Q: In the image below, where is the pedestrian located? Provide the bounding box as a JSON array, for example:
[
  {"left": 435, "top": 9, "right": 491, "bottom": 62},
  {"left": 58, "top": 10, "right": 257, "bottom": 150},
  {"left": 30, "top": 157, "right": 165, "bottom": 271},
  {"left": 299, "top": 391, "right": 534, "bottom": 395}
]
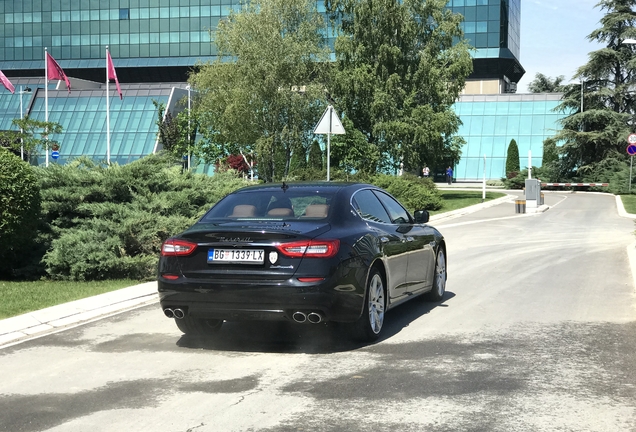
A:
[
  {"left": 422, "top": 166, "right": 430, "bottom": 178},
  {"left": 446, "top": 166, "right": 453, "bottom": 185}
]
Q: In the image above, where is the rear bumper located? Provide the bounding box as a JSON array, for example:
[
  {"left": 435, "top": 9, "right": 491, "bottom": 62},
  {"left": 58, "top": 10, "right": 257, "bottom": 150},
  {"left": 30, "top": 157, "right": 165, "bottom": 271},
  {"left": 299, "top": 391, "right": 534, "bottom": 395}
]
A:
[{"left": 158, "top": 274, "right": 365, "bottom": 323}]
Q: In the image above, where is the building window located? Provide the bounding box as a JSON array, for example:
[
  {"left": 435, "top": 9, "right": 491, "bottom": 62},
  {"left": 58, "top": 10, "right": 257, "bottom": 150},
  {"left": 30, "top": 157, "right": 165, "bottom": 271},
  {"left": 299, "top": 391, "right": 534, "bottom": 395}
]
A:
[{"left": 120, "top": 8, "right": 130, "bottom": 20}]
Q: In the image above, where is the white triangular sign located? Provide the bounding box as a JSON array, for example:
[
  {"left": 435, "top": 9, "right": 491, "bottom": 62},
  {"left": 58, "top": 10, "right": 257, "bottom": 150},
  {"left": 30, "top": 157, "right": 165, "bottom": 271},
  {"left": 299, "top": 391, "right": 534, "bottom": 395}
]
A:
[{"left": 313, "top": 105, "right": 345, "bottom": 135}]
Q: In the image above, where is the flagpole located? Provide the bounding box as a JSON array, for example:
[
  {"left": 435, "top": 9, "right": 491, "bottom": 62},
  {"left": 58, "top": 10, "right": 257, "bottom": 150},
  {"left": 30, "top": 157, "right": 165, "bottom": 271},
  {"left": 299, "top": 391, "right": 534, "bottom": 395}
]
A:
[
  {"left": 106, "top": 46, "right": 111, "bottom": 165},
  {"left": 45, "top": 47, "right": 49, "bottom": 168}
]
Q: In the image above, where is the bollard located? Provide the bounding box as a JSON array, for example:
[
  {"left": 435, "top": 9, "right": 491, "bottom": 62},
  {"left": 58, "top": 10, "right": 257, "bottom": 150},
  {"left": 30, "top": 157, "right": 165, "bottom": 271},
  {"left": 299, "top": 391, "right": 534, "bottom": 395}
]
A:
[
  {"left": 540, "top": 193, "right": 544, "bottom": 206},
  {"left": 515, "top": 199, "right": 526, "bottom": 214}
]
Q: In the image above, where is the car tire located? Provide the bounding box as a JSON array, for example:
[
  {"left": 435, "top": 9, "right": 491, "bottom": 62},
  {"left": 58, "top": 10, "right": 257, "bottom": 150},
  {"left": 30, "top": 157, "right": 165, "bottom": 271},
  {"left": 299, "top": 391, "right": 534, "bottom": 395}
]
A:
[
  {"left": 175, "top": 315, "right": 223, "bottom": 336},
  {"left": 351, "top": 268, "right": 386, "bottom": 342},
  {"left": 426, "top": 248, "right": 447, "bottom": 302}
]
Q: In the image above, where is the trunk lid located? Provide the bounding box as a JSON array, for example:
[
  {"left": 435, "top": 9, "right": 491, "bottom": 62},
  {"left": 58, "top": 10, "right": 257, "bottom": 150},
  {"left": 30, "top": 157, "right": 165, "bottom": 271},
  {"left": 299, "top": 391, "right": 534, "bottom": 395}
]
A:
[{"left": 173, "top": 221, "right": 332, "bottom": 281}]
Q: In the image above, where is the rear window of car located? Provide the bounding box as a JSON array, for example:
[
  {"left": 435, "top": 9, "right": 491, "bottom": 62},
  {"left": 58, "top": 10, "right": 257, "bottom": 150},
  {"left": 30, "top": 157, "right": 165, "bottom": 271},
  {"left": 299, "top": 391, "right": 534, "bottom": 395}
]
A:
[{"left": 200, "top": 189, "right": 335, "bottom": 221}]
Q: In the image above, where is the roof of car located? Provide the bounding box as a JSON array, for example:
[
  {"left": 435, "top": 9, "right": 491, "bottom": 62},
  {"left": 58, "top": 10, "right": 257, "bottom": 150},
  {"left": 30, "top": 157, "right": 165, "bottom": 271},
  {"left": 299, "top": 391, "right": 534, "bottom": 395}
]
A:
[{"left": 233, "top": 182, "right": 373, "bottom": 193}]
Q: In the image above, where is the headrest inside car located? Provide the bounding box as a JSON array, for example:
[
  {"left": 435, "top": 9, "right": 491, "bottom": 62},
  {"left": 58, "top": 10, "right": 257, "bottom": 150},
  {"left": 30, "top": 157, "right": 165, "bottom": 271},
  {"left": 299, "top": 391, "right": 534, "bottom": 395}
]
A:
[
  {"left": 230, "top": 204, "right": 256, "bottom": 217},
  {"left": 303, "top": 204, "right": 329, "bottom": 218},
  {"left": 267, "top": 208, "right": 294, "bottom": 217}
]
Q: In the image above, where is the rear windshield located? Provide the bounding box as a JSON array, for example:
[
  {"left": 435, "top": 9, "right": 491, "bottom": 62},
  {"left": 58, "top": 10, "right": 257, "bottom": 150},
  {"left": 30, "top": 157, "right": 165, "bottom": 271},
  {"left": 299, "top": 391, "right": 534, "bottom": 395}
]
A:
[{"left": 200, "top": 189, "right": 335, "bottom": 221}]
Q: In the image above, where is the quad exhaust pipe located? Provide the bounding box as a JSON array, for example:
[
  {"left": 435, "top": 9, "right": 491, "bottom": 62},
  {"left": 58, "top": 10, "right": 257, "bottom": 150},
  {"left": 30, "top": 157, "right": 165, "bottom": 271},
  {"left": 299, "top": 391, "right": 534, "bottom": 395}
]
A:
[
  {"left": 292, "top": 311, "right": 307, "bottom": 323},
  {"left": 163, "top": 308, "right": 186, "bottom": 319},
  {"left": 292, "top": 311, "right": 323, "bottom": 324}
]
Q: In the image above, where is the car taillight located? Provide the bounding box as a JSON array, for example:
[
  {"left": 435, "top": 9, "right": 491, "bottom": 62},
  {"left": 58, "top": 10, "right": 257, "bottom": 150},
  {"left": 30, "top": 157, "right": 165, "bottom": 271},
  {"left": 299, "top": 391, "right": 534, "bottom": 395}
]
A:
[
  {"left": 161, "top": 239, "right": 197, "bottom": 256},
  {"left": 276, "top": 239, "right": 339, "bottom": 258}
]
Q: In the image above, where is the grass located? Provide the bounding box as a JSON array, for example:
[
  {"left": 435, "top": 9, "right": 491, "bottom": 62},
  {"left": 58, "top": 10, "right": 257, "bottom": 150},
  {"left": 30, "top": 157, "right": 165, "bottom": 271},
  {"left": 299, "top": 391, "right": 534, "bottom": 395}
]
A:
[
  {"left": 431, "top": 190, "right": 507, "bottom": 216},
  {"left": 0, "top": 190, "right": 505, "bottom": 320},
  {"left": 621, "top": 194, "right": 636, "bottom": 214},
  {"left": 0, "top": 279, "right": 141, "bottom": 319}
]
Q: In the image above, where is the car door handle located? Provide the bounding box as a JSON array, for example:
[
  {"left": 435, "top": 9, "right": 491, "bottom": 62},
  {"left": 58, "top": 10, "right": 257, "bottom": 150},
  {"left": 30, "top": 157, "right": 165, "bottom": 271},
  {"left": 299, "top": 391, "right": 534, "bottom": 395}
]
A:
[{"left": 380, "top": 237, "right": 389, "bottom": 243}]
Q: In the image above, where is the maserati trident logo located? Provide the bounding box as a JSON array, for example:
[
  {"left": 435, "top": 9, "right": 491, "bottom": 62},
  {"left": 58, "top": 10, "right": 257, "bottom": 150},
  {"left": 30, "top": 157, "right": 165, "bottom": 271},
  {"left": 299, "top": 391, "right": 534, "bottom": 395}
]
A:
[{"left": 269, "top": 251, "right": 278, "bottom": 264}]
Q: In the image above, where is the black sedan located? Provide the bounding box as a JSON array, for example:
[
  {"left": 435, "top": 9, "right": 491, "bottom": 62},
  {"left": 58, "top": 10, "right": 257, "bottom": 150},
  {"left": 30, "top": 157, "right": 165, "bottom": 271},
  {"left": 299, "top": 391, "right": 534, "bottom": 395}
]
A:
[{"left": 158, "top": 182, "right": 447, "bottom": 341}]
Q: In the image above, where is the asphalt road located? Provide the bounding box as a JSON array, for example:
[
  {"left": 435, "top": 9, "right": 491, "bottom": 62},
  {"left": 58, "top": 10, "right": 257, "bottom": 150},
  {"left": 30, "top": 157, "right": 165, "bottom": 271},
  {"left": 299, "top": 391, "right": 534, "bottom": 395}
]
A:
[{"left": 1, "top": 191, "right": 636, "bottom": 432}]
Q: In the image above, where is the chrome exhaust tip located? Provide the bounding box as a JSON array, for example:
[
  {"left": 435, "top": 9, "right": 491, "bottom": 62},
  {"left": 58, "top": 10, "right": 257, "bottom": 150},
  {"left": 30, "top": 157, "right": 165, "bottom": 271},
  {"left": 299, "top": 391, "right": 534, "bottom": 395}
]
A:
[
  {"left": 173, "top": 308, "right": 185, "bottom": 319},
  {"left": 163, "top": 308, "right": 174, "bottom": 318},
  {"left": 307, "top": 312, "right": 323, "bottom": 324},
  {"left": 292, "top": 311, "right": 307, "bottom": 323}
]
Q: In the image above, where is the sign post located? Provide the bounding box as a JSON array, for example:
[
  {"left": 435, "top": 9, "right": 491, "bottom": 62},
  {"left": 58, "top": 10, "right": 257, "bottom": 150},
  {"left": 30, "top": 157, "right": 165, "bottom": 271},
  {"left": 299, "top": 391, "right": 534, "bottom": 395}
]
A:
[
  {"left": 482, "top": 154, "right": 486, "bottom": 203},
  {"left": 50, "top": 141, "right": 60, "bottom": 161},
  {"left": 313, "top": 105, "right": 345, "bottom": 181},
  {"left": 626, "top": 134, "right": 636, "bottom": 192}
]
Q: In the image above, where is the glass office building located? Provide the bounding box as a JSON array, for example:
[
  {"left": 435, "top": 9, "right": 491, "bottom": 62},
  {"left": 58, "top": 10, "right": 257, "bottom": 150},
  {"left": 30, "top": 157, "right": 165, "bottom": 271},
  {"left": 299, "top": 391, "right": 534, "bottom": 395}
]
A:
[
  {"left": 0, "top": 0, "right": 567, "bottom": 179},
  {"left": 450, "top": 0, "right": 524, "bottom": 93},
  {"left": 454, "top": 93, "right": 565, "bottom": 180}
]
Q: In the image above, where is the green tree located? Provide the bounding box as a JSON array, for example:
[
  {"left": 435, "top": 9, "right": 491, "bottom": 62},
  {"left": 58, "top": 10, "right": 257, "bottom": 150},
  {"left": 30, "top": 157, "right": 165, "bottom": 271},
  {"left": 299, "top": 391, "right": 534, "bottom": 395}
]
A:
[
  {"left": 0, "top": 148, "right": 41, "bottom": 278},
  {"left": 536, "top": 137, "right": 559, "bottom": 183},
  {"left": 527, "top": 73, "right": 566, "bottom": 93},
  {"left": 307, "top": 139, "right": 323, "bottom": 170},
  {"left": 542, "top": 137, "right": 559, "bottom": 166},
  {"left": 505, "top": 139, "right": 520, "bottom": 178},
  {"left": 0, "top": 116, "right": 62, "bottom": 160},
  {"left": 325, "top": 0, "right": 473, "bottom": 174},
  {"left": 190, "top": 0, "right": 330, "bottom": 182},
  {"left": 551, "top": 0, "right": 636, "bottom": 181},
  {"left": 153, "top": 100, "right": 196, "bottom": 165},
  {"left": 330, "top": 117, "right": 380, "bottom": 174},
  {"left": 289, "top": 146, "right": 307, "bottom": 172}
]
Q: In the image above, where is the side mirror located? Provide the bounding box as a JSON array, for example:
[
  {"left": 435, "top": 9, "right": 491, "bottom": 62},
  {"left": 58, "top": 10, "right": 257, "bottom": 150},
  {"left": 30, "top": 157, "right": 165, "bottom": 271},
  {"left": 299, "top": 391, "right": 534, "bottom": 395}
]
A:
[{"left": 414, "top": 209, "right": 429, "bottom": 224}]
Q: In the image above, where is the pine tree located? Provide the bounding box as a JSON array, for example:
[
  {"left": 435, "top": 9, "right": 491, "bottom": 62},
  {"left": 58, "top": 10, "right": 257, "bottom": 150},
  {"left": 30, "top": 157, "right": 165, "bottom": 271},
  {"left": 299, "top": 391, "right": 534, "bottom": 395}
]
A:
[
  {"left": 506, "top": 139, "right": 520, "bottom": 178},
  {"left": 527, "top": 73, "right": 566, "bottom": 93},
  {"left": 552, "top": 0, "right": 636, "bottom": 180},
  {"left": 308, "top": 140, "right": 323, "bottom": 170}
]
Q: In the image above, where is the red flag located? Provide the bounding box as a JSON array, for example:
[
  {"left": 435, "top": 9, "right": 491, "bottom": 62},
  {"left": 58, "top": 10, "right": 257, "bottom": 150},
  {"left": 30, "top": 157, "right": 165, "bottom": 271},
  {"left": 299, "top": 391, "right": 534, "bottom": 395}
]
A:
[
  {"left": 46, "top": 52, "right": 71, "bottom": 93},
  {"left": 107, "top": 51, "right": 122, "bottom": 100},
  {"left": 0, "top": 69, "right": 15, "bottom": 94}
]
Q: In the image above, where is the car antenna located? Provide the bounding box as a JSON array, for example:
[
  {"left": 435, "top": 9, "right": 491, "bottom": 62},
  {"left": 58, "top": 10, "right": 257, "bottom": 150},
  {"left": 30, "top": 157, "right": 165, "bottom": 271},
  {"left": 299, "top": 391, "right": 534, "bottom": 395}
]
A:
[{"left": 281, "top": 181, "right": 289, "bottom": 191}]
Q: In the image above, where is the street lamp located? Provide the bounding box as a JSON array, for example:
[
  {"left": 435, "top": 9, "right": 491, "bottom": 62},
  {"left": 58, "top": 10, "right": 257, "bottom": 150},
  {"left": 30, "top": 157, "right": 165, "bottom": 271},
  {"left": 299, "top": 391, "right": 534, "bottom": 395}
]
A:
[
  {"left": 185, "top": 85, "right": 191, "bottom": 171},
  {"left": 19, "top": 86, "right": 32, "bottom": 161}
]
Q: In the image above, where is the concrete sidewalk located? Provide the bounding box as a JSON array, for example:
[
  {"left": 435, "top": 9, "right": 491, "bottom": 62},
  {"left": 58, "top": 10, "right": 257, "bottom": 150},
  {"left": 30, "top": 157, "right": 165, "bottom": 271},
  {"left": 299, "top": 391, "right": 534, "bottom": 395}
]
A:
[{"left": 0, "top": 281, "right": 158, "bottom": 347}]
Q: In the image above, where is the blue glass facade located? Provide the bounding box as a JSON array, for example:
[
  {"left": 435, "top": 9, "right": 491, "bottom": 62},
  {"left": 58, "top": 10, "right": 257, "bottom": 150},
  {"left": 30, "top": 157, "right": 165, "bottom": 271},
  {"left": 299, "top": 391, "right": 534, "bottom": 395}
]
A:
[
  {"left": 454, "top": 94, "right": 566, "bottom": 180},
  {"left": 0, "top": 0, "right": 561, "bottom": 180},
  {"left": 0, "top": 77, "right": 174, "bottom": 166},
  {"left": 450, "top": 0, "right": 524, "bottom": 85},
  {"left": 0, "top": 0, "right": 227, "bottom": 63},
  {"left": 0, "top": 0, "right": 522, "bottom": 81}
]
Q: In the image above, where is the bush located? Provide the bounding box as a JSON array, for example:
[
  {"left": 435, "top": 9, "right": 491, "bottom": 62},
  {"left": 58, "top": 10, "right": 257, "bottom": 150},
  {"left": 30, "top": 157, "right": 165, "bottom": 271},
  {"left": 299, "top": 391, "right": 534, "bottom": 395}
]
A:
[
  {"left": 0, "top": 148, "right": 41, "bottom": 279},
  {"left": 39, "top": 153, "right": 251, "bottom": 281},
  {"left": 286, "top": 170, "right": 443, "bottom": 211},
  {"left": 503, "top": 167, "right": 550, "bottom": 189},
  {"left": 369, "top": 173, "right": 443, "bottom": 211}
]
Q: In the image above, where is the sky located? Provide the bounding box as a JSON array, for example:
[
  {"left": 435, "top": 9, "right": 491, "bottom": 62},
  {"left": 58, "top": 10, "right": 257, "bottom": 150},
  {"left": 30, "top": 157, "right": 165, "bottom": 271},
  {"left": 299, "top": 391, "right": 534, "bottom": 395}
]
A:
[{"left": 516, "top": 0, "right": 606, "bottom": 93}]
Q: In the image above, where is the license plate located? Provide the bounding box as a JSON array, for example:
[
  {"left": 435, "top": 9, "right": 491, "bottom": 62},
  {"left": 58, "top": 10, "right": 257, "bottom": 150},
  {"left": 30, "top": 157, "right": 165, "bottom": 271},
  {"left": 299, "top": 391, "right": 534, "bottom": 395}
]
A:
[{"left": 207, "top": 248, "right": 264, "bottom": 264}]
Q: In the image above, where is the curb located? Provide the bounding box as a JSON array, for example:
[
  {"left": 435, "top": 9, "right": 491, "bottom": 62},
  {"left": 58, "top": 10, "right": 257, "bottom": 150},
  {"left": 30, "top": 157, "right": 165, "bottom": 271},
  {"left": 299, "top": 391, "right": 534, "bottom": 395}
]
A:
[
  {"left": 0, "top": 281, "right": 159, "bottom": 347},
  {"left": 616, "top": 194, "right": 636, "bottom": 219},
  {"left": 430, "top": 193, "right": 518, "bottom": 222}
]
